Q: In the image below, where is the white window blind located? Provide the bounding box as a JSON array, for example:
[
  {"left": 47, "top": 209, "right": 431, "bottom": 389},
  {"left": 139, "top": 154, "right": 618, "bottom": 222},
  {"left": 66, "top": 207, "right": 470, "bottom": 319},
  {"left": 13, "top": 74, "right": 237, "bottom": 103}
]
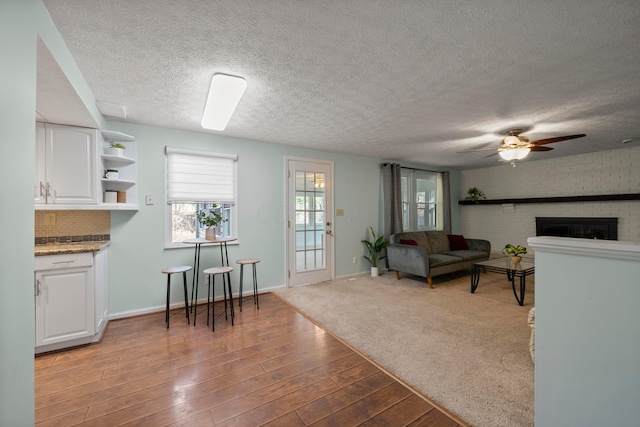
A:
[{"left": 165, "top": 147, "right": 237, "bottom": 203}]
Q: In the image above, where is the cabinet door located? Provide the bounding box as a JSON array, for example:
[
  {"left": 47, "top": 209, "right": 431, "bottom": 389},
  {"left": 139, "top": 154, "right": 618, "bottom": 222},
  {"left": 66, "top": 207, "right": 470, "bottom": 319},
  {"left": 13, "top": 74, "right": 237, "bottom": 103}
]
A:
[
  {"left": 35, "top": 123, "right": 48, "bottom": 204},
  {"left": 45, "top": 124, "right": 97, "bottom": 204},
  {"left": 35, "top": 266, "right": 95, "bottom": 346}
]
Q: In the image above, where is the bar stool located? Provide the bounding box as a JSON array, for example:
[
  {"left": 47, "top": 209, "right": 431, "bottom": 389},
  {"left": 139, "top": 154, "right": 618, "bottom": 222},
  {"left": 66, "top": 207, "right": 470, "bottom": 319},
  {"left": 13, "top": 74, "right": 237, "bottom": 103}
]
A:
[
  {"left": 236, "top": 258, "right": 260, "bottom": 311},
  {"left": 160, "top": 265, "right": 192, "bottom": 329},
  {"left": 202, "top": 266, "right": 235, "bottom": 330}
]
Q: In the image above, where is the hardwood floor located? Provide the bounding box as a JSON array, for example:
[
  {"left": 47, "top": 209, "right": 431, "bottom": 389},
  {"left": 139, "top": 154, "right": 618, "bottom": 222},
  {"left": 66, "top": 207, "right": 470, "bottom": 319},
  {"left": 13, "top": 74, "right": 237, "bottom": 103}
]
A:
[{"left": 35, "top": 293, "right": 466, "bottom": 426}]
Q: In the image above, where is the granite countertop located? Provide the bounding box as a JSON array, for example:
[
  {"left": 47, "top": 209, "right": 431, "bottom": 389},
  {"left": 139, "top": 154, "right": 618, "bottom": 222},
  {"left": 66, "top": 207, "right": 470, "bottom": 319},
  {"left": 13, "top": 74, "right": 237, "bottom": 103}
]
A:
[{"left": 35, "top": 241, "right": 111, "bottom": 256}]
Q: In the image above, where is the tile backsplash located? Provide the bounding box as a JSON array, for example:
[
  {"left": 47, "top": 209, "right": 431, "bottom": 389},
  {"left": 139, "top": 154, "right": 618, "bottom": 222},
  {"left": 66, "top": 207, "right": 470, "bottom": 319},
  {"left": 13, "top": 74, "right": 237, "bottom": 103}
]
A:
[{"left": 35, "top": 211, "right": 110, "bottom": 243}]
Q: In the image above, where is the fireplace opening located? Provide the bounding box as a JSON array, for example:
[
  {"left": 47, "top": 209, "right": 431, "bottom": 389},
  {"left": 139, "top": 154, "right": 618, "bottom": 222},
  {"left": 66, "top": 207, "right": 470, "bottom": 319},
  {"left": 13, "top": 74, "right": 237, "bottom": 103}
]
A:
[{"left": 535, "top": 217, "right": 617, "bottom": 240}]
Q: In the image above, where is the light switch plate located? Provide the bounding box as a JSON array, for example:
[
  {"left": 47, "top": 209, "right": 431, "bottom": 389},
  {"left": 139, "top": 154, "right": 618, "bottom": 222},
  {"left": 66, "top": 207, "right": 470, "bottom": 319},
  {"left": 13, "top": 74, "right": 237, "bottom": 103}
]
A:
[{"left": 146, "top": 194, "right": 155, "bottom": 205}]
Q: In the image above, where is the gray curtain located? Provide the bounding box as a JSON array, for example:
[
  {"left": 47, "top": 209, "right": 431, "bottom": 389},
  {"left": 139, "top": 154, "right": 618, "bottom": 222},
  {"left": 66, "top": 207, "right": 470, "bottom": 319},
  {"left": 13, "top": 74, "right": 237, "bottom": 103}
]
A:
[
  {"left": 442, "top": 171, "right": 451, "bottom": 234},
  {"left": 382, "top": 163, "right": 403, "bottom": 242}
]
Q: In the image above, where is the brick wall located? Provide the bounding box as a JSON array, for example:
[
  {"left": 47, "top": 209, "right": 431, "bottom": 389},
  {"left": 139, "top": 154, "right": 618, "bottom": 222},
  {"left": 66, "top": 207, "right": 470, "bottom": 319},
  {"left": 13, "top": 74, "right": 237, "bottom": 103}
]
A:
[{"left": 460, "top": 146, "right": 640, "bottom": 252}]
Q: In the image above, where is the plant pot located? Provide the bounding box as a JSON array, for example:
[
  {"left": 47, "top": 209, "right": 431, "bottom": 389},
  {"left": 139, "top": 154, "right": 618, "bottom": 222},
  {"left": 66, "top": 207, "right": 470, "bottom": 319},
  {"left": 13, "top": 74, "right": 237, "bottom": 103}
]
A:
[
  {"left": 371, "top": 266, "right": 379, "bottom": 277},
  {"left": 205, "top": 228, "right": 217, "bottom": 241},
  {"left": 105, "top": 147, "right": 124, "bottom": 157},
  {"left": 510, "top": 256, "right": 522, "bottom": 263}
]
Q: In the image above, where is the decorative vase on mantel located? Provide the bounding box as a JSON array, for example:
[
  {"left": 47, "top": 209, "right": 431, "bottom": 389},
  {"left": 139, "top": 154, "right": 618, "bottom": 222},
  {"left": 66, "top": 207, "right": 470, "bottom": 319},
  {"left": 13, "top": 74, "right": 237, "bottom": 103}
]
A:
[{"left": 205, "top": 228, "right": 217, "bottom": 241}]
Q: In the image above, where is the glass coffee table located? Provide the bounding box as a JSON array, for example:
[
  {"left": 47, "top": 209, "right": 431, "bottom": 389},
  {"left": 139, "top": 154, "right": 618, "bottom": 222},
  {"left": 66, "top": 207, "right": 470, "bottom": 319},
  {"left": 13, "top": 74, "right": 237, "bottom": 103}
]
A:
[{"left": 471, "top": 256, "right": 535, "bottom": 306}]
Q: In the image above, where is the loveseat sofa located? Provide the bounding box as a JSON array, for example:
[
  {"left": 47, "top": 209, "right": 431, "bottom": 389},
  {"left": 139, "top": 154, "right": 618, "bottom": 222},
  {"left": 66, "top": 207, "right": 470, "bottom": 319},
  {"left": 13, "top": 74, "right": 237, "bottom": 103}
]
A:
[{"left": 387, "top": 230, "right": 491, "bottom": 288}]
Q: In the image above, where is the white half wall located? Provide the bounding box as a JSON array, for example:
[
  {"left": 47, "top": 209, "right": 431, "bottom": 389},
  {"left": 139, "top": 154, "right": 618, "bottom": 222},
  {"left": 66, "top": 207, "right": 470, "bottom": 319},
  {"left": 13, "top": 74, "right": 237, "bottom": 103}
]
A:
[{"left": 529, "top": 236, "right": 640, "bottom": 426}]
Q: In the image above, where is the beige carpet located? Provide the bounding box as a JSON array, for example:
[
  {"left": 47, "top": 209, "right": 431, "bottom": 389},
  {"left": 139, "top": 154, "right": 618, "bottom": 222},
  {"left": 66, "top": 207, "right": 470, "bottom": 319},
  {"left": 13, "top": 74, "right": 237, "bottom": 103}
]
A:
[{"left": 275, "top": 271, "right": 534, "bottom": 427}]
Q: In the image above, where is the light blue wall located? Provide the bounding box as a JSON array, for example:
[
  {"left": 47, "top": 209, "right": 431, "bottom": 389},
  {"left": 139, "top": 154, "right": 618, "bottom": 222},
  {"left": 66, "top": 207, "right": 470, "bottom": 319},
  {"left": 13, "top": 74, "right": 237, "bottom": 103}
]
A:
[
  {"left": 106, "top": 122, "right": 383, "bottom": 316},
  {"left": 1, "top": 1, "right": 37, "bottom": 425}
]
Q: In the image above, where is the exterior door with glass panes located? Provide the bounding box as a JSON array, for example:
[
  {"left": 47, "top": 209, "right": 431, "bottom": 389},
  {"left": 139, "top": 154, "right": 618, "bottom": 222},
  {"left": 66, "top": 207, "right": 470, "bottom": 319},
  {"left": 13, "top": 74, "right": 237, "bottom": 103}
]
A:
[{"left": 287, "top": 159, "right": 334, "bottom": 286}]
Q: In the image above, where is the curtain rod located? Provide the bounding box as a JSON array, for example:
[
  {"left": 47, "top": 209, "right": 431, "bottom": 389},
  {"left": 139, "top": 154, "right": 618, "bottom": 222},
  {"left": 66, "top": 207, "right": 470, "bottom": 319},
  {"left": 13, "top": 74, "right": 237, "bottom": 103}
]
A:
[{"left": 381, "top": 162, "right": 448, "bottom": 175}]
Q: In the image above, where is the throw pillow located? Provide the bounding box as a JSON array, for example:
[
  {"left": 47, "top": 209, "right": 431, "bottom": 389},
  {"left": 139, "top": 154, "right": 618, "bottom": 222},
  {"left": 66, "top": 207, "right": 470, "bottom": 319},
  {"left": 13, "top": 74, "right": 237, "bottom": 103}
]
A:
[
  {"left": 447, "top": 234, "right": 469, "bottom": 250},
  {"left": 399, "top": 239, "right": 418, "bottom": 246}
]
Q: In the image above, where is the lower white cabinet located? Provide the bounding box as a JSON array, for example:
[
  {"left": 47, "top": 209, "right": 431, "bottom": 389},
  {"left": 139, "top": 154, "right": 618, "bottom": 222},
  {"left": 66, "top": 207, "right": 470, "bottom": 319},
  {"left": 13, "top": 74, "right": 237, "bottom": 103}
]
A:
[{"left": 34, "top": 249, "right": 108, "bottom": 352}]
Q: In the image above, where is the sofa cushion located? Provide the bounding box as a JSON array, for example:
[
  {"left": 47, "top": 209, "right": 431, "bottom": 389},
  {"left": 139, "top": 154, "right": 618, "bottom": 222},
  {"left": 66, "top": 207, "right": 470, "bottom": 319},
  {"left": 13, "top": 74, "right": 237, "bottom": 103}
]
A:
[
  {"left": 428, "top": 253, "right": 463, "bottom": 268},
  {"left": 400, "top": 239, "right": 418, "bottom": 246},
  {"left": 441, "top": 250, "right": 488, "bottom": 262},
  {"left": 427, "top": 231, "right": 450, "bottom": 253},
  {"left": 393, "top": 231, "right": 433, "bottom": 253},
  {"left": 447, "top": 234, "right": 469, "bottom": 250}
]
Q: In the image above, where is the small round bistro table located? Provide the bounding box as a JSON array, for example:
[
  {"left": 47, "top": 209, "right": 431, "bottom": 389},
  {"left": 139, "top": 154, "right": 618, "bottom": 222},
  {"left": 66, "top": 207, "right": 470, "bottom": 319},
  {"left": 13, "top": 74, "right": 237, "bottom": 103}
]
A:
[{"left": 183, "top": 237, "right": 237, "bottom": 321}]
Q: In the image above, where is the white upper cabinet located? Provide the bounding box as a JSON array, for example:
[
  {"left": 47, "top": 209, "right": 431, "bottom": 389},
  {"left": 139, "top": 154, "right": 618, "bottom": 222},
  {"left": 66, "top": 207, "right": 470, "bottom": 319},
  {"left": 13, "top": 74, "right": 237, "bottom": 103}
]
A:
[{"left": 35, "top": 123, "right": 98, "bottom": 205}]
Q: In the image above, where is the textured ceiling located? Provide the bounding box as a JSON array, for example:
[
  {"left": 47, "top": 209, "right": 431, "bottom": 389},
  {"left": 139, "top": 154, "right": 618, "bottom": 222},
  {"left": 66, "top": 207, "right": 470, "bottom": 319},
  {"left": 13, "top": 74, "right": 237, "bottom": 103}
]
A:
[{"left": 40, "top": 0, "right": 640, "bottom": 169}]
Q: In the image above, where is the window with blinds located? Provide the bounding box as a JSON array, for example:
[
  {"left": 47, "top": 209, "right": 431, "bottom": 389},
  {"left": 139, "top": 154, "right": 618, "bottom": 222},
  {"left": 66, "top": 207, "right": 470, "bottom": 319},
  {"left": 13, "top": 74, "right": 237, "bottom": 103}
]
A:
[{"left": 165, "top": 147, "right": 237, "bottom": 244}]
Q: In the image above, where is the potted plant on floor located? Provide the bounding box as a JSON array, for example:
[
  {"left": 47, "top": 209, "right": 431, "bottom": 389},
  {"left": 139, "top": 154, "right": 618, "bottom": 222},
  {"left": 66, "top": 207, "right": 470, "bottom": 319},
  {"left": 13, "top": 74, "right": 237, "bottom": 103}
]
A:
[
  {"left": 361, "top": 226, "right": 388, "bottom": 277},
  {"left": 502, "top": 243, "right": 527, "bottom": 263},
  {"left": 197, "top": 205, "right": 227, "bottom": 241}
]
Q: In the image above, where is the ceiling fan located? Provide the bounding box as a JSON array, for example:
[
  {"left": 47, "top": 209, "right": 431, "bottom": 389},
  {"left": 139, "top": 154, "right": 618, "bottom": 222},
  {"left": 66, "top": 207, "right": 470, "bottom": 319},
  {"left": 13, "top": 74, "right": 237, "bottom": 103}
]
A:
[{"left": 459, "top": 129, "right": 587, "bottom": 165}]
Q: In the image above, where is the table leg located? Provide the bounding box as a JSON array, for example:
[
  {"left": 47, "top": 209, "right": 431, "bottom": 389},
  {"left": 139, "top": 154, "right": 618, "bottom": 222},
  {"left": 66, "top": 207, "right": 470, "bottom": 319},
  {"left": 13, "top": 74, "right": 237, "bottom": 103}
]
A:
[
  {"left": 190, "top": 244, "right": 200, "bottom": 313},
  {"left": 511, "top": 274, "right": 526, "bottom": 306},
  {"left": 471, "top": 265, "right": 481, "bottom": 293}
]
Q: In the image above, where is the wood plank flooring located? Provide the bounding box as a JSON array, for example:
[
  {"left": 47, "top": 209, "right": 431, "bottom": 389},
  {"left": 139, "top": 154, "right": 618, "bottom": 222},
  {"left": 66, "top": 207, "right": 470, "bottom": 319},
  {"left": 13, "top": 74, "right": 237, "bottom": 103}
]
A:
[{"left": 35, "top": 293, "right": 466, "bottom": 426}]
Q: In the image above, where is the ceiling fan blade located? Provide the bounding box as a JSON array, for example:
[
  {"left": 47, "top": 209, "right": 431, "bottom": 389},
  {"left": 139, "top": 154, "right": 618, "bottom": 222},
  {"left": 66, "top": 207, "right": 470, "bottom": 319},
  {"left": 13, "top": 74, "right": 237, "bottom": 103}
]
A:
[
  {"left": 530, "top": 146, "right": 554, "bottom": 152},
  {"left": 457, "top": 148, "right": 498, "bottom": 153},
  {"left": 530, "top": 134, "right": 586, "bottom": 146},
  {"left": 485, "top": 152, "right": 499, "bottom": 158}
]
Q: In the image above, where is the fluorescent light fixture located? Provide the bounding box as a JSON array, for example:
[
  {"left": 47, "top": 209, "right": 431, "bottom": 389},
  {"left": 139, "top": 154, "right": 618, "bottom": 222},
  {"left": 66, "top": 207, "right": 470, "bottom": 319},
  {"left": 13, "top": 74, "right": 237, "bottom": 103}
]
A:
[
  {"left": 499, "top": 147, "right": 531, "bottom": 161},
  {"left": 201, "top": 74, "right": 247, "bottom": 131}
]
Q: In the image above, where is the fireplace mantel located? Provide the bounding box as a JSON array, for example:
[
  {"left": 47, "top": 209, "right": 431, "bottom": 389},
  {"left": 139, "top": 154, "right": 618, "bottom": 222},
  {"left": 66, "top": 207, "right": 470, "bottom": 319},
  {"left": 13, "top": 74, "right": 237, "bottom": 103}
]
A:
[{"left": 458, "top": 193, "right": 640, "bottom": 205}]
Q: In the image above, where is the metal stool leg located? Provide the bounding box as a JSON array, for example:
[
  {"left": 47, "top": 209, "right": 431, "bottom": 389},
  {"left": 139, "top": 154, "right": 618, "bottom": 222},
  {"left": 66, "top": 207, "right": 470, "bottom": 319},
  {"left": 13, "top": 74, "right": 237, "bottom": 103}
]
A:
[
  {"left": 166, "top": 274, "right": 171, "bottom": 329},
  {"left": 239, "top": 264, "right": 244, "bottom": 312},
  {"left": 253, "top": 263, "right": 259, "bottom": 309},
  {"left": 206, "top": 273, "right": 211, "bottom": 326},
  {"left": 211, "top": 274, "right": 216, "bottom": 331},
  {"left": 226, "top": 271, "right": 235, "bottom": 325}
]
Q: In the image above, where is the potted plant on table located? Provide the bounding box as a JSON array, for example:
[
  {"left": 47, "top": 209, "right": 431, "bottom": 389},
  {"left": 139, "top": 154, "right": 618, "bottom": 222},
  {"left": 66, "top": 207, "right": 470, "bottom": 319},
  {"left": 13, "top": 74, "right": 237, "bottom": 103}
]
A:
[
  {"left": 361, "top": 226, "right": 388, "bottom": 277},
  {"left": 502, "top": 243, "right": 527, "bottom": 263},
  {"left": 197, "top": 205, "right": 227, "bottom": 241}
]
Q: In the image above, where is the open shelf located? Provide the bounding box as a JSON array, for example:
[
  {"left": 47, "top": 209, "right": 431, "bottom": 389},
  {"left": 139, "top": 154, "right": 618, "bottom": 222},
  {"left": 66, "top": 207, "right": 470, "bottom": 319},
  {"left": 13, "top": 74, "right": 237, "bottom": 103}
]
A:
[
  {"left": 458, "top": 193, "right": 640, "bottom": 205},
  {"left": 100, "top": 154, "right": 135, "bottom": 166},
  {"left": 101, "top": 178, "right": 135, "bottom": 191}
]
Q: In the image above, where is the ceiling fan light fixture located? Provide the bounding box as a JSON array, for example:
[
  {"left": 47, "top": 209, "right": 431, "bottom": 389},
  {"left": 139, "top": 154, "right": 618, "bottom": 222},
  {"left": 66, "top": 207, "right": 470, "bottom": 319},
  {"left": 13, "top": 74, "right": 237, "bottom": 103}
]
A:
[
  {"left": 503, "top": 135, "right": 521, "bottom": 147},
  {"left": 201, "top": 73, "right": 247, "bottom": 131},
  {"left": 499, "top": 147, "right": 531, "bottom": 161}
]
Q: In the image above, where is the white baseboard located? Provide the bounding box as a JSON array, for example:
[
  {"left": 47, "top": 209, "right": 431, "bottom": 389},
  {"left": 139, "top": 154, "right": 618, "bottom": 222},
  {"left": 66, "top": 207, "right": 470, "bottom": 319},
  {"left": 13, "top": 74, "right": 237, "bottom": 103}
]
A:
[{"left": 108, "top": 285, "right": 287, "bottom": 320}]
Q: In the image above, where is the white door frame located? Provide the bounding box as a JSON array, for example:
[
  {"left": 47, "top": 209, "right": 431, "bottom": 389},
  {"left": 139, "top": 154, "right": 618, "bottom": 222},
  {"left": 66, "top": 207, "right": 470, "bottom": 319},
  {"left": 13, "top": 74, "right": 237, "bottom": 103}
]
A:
[{"left": 285, "top": 157, "right": 335, "bottom": 287}]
